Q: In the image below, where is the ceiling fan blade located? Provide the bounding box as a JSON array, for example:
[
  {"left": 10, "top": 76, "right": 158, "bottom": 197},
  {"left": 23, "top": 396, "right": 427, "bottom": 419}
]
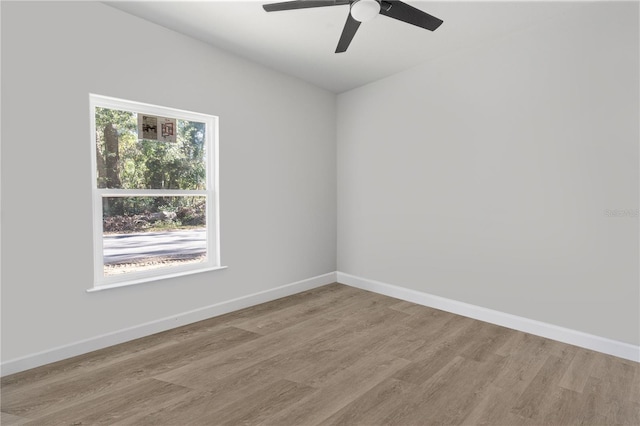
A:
[
  {"left": 379, "top": 1, "right": 443, "bottom": 31},
  {"left": 335, "top": 12, "right": 361, "bottom": 53},
  {"left": 263, "top": 0, "right": 350, "bottom": 12}
]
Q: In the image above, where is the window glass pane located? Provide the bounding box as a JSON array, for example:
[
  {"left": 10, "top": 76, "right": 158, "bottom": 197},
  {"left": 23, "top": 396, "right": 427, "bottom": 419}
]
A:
[
  {"left": 95, "top": 107, "right": 206, "bottom": 190},
  {"left": 102, "top": 196, "right": 207, "bottom": 276}
]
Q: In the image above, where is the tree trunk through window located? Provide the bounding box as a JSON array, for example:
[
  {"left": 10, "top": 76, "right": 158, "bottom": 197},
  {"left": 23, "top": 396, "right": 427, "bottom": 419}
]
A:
[{"left": 104, "top": 123, "right": 121, "bottom": 189}]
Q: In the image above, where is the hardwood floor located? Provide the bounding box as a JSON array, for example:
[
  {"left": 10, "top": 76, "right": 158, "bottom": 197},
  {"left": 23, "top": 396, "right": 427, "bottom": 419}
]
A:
[{"left": 2, "top": 283, "right": 639, "bottom": 425}]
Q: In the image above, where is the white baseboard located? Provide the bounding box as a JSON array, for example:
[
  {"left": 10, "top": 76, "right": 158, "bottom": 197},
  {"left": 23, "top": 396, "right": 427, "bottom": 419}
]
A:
[
  {"left": 337, "top": 272, "right": 640, "bottom": 363},
  {"left": 4, "top": 270, "right": 636, "bottom": 377},
  {"left": 1, "top": 272, "right": 337, "bottom": 377}
]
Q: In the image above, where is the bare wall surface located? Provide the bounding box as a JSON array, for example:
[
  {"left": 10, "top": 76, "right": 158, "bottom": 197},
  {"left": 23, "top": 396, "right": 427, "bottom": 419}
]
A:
[
  {"left": 1, "top": 1, "right": 337, "bottom": 362},
  {"left": 337, "top": 2, "right": 639, "bottom": 345}
]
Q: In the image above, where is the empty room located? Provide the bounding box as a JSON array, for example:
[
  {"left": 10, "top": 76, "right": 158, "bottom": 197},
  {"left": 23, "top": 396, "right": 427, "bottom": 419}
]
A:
[{"left": 1, "top": 0, "right": 638, "bottom": 425}]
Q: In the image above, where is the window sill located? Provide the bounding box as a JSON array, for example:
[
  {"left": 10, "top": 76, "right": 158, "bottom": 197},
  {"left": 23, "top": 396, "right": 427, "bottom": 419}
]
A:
[{"left": 87, "top": 265, "right": 228, "bottom": 292}]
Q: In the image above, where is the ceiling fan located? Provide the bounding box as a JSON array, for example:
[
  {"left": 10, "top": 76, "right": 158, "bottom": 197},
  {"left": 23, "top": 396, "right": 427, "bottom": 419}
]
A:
[{"left": 262, "top": 0, "right": 443, "bottom": 53}]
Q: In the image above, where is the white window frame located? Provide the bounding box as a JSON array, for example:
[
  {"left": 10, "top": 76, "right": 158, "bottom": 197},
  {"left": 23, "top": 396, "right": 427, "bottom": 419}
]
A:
[{"left": 88, "top": 94, "right": 224, "bottom": 292}]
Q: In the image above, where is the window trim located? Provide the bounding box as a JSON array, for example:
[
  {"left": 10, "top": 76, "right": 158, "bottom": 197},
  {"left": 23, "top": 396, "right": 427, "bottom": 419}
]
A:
[{"left": 88, "top": 94, "right": 223, "bottom": 291}]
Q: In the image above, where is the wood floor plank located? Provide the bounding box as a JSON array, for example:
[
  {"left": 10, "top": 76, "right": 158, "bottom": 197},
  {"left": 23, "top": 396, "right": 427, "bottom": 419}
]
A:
[
  {"left": 0, "top": 412, "right": 29, "bottom": 426},
  {"left": 374, "top": 314, "right": 463, "bottom": 361},
  {"left": 0, "top": 321, "right": 260, "bottom": 399},
  {"left": 0, "top": 317, "right": 224, "bottom": 391},
  {"left": 110, "top": 387, "right": 215, "bottom": 426},
  {"left": 619, "top": 402, "right": 640, "bottom": 426},
  {"left": 579, "top": 376, "right": 616, "bottom": 425},
  {"left": 1, "top": 326, "right": 259, "bottom": 419},
  {"left": 412, "top": 354, "right": 507, "bottom": 425},
  {"left": 398, "top": 305, "right": 458, "bottom": 332},
  {"left": 388, "top": 300, "right": 429, "bottom": 315},
  {"left": 116, "top": 378, "right": 316, "bottom": 426},
  {"left": 494, "top": 328, "right": 531, "bottom": 357},
  {"left": 391, "top": 320, "right": 485, "bottom": 384},
  {"left": 559, "top": 347, "right": 597, "bottom": 393},
  {"left": 2, "top": 284, "right": 638, "bottom": 426},
  {"left": 581, "top": 359, "right": 640, "bottom": 425},
  {"left": 324, "top": 355, "right": 473, "bottom": 426},
  {"left": 1, "top": 286, "right": 340, "bottom": 392},
  {"left": 490, "top": 332, "right": 560, "bottom": 392},
  {"left": 202, "top": 379, "right": 316, "bottom": 426},
  {"left": 229, "top": 283, "right": 364, "bottom": 335},
  {"left": 631, "top": 360, "right": 640, "bottom": 404},
  {"left": 360, "top": 356, "right": 499, "bottom": 425},
  {"left": 268, "top": 353, "right": 410, "bottom": 425},
  {"left": 539, "top": 387, "right": 585, "bottom": 426},
  {"left": 511, "top": 354, "right": 571, "bottom": 420},
  {"left": 321, "top": 289, "right": 400, "bottom": 321},
  {"left": 392, "top": 314, "right": 477, "bottom": 361},
  {"left": 318, "top": 377, "right": 420, "bottom": 426},
  {"left": 458, "top": 322, "right": 513, "bottom": 362},
  {"left": 23, "top": 379, "right": 194, "bottom": 425},
  {"left": 461, "top": 384, "right": 537, "bottom": 426},
  {"left": 218, "top": 282, "right": 349, "bottom": 323},
  {"left": 154, "top": 316, "right": 342, "bottom": 388},
  {"left": 591, "top": 352, "right": 639, "bottom": 400},
  {"left": 283, "top": 310, "right": 410, "bottom": 387},
  {"left": 161, "top": 349, "right": 311, "bottom": 394}
]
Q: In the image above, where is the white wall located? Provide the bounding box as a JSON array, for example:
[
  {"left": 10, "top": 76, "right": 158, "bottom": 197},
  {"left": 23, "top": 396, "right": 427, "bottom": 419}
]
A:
[
  {"left": 1, "top": 2, "right": 336, "bottom": 364},
  {"left": 337, "top": 2, "right": 639, "bottom": 345}
]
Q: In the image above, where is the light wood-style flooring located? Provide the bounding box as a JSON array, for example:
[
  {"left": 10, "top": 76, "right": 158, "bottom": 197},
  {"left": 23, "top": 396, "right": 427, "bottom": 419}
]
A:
[{"left": 2, "top": 283, "right": 639, "bottom": 425}]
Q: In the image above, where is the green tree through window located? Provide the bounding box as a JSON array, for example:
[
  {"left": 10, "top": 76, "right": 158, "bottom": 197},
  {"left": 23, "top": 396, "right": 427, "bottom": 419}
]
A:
[{"left": 90, "top": 95, "right": 221, "bottom": 290}]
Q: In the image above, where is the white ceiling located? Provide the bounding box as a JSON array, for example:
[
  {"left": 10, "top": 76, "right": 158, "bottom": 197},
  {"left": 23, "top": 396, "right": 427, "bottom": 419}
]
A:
[{"left": 105, "top": 0, "right": 583, "bottom": 93}]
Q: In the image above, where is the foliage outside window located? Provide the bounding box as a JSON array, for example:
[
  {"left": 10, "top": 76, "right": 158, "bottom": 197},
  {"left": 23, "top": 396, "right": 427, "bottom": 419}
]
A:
[{"left": 89, "top": 94, "right": 221, "bottom": 290}]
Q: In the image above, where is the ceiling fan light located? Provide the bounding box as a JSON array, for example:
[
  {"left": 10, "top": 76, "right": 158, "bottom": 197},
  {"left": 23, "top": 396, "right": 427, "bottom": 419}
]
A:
[{"left": 350, "top": 0, "right": 380, "bottom": 23}]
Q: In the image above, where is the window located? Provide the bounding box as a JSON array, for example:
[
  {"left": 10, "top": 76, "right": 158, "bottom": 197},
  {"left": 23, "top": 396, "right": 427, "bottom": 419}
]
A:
[{"left": 89, "top": 94, "right": 222, "bottom": 291}]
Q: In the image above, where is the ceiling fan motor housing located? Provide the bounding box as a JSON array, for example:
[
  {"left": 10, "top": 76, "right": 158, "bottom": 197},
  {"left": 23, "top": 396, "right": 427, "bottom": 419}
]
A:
[{"left": 350, "top": 0, "right": 381, "bottom": 22}]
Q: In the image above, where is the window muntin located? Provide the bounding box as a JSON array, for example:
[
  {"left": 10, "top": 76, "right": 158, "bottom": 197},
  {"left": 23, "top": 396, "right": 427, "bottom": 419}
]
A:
[{"left": 90, "top": 95, "right": 220, "bottom": 290}]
